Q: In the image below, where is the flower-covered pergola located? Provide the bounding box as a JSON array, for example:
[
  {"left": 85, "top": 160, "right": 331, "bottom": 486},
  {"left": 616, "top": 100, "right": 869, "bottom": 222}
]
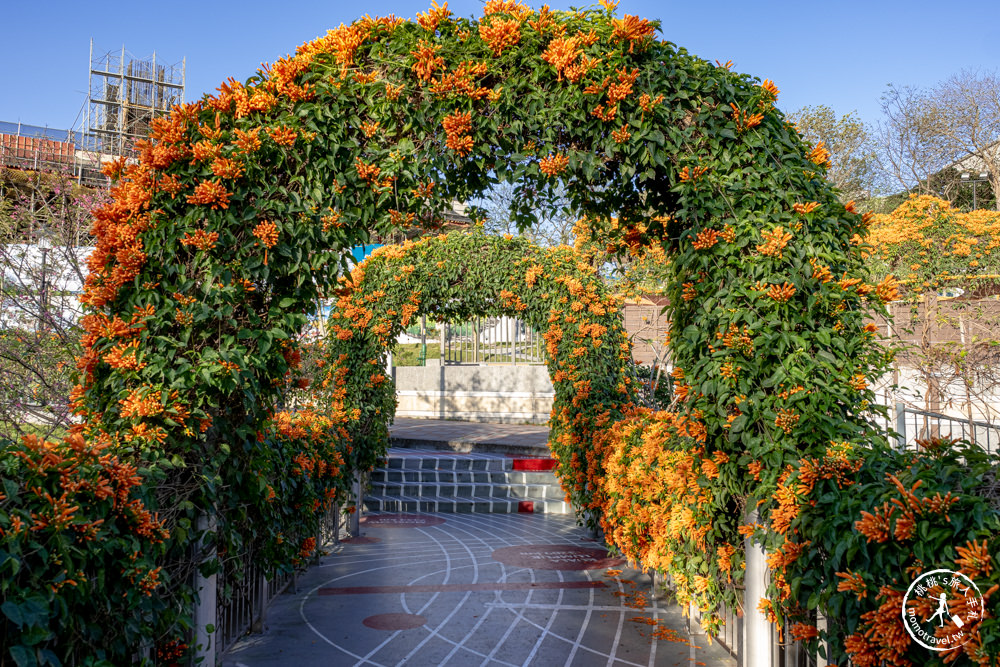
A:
[{"left": 41, "top": 2, "right": 996, "bottom": 664}]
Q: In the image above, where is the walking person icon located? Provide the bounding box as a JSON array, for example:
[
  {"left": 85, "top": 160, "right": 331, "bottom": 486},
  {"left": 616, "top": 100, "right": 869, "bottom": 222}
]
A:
[{"left": 928, "top": 593, "right": 950, "bottom": 627}]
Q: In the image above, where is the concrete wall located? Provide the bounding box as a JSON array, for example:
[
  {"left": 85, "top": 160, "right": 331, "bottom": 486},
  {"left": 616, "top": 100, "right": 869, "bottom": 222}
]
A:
[{"left": 392, "top": 361, "right": 554, "bottom": 424}]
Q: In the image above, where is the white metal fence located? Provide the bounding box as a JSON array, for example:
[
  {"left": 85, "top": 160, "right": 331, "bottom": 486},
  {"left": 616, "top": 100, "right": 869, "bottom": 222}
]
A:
[
  {"left": 438, "top": 316, "right": 545, "bottom": 365},
  {"left": 189, "top": 474, "right": 366, "bottom": 665},
  {"left": 893, "top": 403, "right": 1000, "bottom": 455}
]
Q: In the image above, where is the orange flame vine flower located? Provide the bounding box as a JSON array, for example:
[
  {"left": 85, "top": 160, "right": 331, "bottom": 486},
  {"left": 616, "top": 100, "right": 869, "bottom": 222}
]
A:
[
  {"left": 442, "top": 110, "right": 474, "bottom": 156},
  {"left": 411, "top": 40, "right": 445, "bottom": 83},
  {"left": 775, "top": 409, "right": 800, "bottom": 434},
  {"left": 542, "top": 36, "right": 581, "bottom": 81},
  {"left": 766, "top": 282, "right": 797, "bottom": 302},
  {"left": 691, "top": 228, "right": 719, "bottom": 250},
  {"left": 253, "top": 220, "right": 279, "bottom": 265},
  {"left": 756, "top": 226, "right": 793, "bottom": 258},
  {"left": 479, "top": 17, "right": 522, "bottom": 56},
  {"left": 808, "top": 141, "right": 831, "bottom": 169},
  {"left": 482, "top": 0, "right": 532, "bottom": 19},
  {"left": 539, "top": 153, "right": 569, "bottom": 176},
  {"left": 185, "top": 179, "right": 231, "bottom": 210},
  {"left": 611, "top": 124, "right": 631, "bottom": 143},
  {"left": 678, "top": 165, "right": 709, "bottom": 182},
  {"left": 611, "top": 15, "right": 655, "bottom": 52},
  {"left": 179, "top": 230, "right": 220, "bottom": 252},
  {"left": 416, "top": 0, "right": 452, "bottom": 32}
]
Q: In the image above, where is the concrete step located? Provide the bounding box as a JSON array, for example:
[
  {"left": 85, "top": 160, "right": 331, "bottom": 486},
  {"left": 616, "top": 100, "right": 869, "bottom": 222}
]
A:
[
  {"left": 371, "top": 481, "right": 566, "bottom": 501},
  {"left": 362, "top": 494, "right": 572, "bottom": 514},
  {"left": 363, "top": 448, "right": 569, "bottom": 515},
  {"left": 371, "top": 468, "right": 559, "bottom": 485},
  {"left": 384, "top": 456, "right": 510, "bottom": 471}
]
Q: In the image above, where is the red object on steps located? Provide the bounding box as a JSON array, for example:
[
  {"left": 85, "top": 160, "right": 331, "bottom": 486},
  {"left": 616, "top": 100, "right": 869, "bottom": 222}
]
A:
[
  {"left": 517, "top": 501, "right": 535, "bottom": 513},
  {"left": 512, "top": 458, "right": 557, "bottom": 471}
]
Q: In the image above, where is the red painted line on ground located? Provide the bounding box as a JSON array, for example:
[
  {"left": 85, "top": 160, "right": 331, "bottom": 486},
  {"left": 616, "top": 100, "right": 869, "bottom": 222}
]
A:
[{"left": 318, "top": 580, "right": 607, "bottom": 596}]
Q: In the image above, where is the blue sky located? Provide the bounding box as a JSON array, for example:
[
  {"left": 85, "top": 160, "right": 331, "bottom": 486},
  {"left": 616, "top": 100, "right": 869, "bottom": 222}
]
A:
[{"left": 2, "top": 0, "right": 998, "bottom": 132}]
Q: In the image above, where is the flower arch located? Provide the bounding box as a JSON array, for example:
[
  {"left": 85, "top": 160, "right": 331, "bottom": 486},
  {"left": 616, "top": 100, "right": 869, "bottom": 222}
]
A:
[
  {"left": 319, "top": 230, "right": 633, "bottom": 494},
  {"left": 69, "top": 0, "right": 903, "bottom": 655}
]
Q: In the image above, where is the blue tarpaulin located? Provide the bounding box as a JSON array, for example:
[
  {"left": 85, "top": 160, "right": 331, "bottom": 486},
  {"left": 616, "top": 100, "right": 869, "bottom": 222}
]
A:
[{"left": 350, "top": 244, "right": 383, "bottom": 264}]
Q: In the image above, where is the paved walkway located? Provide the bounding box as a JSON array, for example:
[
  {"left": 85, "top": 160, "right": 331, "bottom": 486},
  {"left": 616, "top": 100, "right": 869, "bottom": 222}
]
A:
[{"left": 223, "top": 512, "right": 735, "bottom": 667}]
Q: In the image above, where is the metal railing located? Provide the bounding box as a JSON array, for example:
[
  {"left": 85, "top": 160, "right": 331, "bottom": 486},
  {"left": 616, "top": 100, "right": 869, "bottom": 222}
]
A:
[
  {"left": 213, "top": 503, "right": 349, "bottom": 659},
  {"left": 215, "top": 553, "right": 295, "bottom": 657},
  {"left": 893, "top": 403, "right": 1000, "bottom": 455},
  {"left": 440, "top": 316, "right": 545, "bottom": 365}
]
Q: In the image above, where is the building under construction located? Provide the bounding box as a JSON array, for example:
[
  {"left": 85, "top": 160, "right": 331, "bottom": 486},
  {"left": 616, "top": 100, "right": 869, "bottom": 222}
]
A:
[
  {"left": 83, "top": 41, "right": 185, "bottom": 159},
  {"left": 0, "top": 43, "right": 185, "bottom": 188}
]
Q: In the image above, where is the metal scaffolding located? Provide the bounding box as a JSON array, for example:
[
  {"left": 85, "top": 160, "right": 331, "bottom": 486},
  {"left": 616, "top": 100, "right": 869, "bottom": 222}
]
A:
[{"left": 84, "top": 41, "right": 185, "bottom": 158}]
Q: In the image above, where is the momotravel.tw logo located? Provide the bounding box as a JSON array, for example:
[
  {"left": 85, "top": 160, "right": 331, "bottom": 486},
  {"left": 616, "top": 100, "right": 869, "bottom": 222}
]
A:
[{"left": 902, "top": 569, "right": 984, "bottom": 651}]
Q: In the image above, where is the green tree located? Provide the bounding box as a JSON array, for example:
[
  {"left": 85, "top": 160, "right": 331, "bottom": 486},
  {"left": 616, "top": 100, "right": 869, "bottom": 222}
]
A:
[
  {"left": 0, "top": 167, "right": 103, "bottom": 440},
  {"left": 786, "top": 105, "right": 877, "bottom": 203},
  {"left": 874, "top": 72, "right": 1000, "bottom": 210}
]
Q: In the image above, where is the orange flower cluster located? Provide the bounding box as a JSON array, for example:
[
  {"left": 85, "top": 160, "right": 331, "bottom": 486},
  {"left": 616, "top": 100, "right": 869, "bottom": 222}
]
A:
[
  {"left": 756, "top": 226, "right": 792, "bottom": 258},
  {"left": 266, "top": 126, "right": 298, "bottom": 147},
  {"left": 729, "top": 103, "right": 764, "bottom": 132},
  {"left": 760, "top": 79, "right": 779, "bottom": 100},
  {"left": 252, "top": 221, "right": 279, "bottom": 248},
  {"left": 809, "top": 258, "right": 832, "bottom": 282},
  {"left": 720, "top": 323, "right": 754, "bottom": 356},
  {"left": 874, "top": 275, "right": 899, "bottom": 303},
  {"left": 539, "top": 153, "right": 569, "bottom": 176},
  {"left": 639, "top": 92, "right": 664, "bottom": 114},
  {"left": 233, "top": 127, "right": 262, "bottom": 154},
  {"left": 479, "top": 17, "right": 522, "bottom": 56},
  {"left": 442, "top": 110, "right": 474, "bottom": 156},
  {"left": 807, "top": 141, "right": 831, "bottom": 169},
  {"left": 190, "top": 140, "right": 222, "bottom": 163},
  {"left": 793, "top": 201, "right": 820, "bottom": 215},
  {"left": 120, "top": 387, "right": 163, "bottom": 419},
  {"left": 411, "top": 180, "right": 435, "bottom": 199},
  {"left": 611, "top": 15, "right": 655, "bottom": 51},
  {"left": 678, "top": 165, "right": 709, "bottom": 182},
  {"left": 691, "top": 228, "right": 718, "bottom": 250},
  {"left": 766, "top": 282, "right": 796, "bottom": 302},
  {"left": 411, "top": 40, "right": 445, "bottom": 82},
  {"left": 210, "top": 157, "right": 245, "bottom": 179},
  {"left": 186, "top": 179, "right": 232, "bottom": 210},
  {"left": 541, "top": 36, "right": 581, "bottom": 81},
  {"left": 103, "top": 340, "right": 146, "bottom": 372},
  {"left": 355, "top": 158, "right": 381, "bottom": 183},
  {"left": 482, "top": 0, "right": 532, "bottom": 19},
  {"left": 836, "top": 569, "right": 868, "bottom": 599},
  {"left": 416, "top": 0, "right": 451, "bottom": 31},
  {"left": 179, "top": 229, "right": 219, "bottom": 251},
  {"left": 843, "top": 586, "right": 910, "bottom": 666},
  {"left": 774, "top": 408, "right": 799, "bottom": 434},
  {"left": 955, "top": 539, "right": 993, "bottom": 579},
  {"left": 429, "top": 62, "right": 494, "bottom": 100}
]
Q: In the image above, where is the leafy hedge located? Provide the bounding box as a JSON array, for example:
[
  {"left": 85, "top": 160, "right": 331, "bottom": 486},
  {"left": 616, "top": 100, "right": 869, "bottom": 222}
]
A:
[
  {"left": 0, "top": 434, "right": 172, "bottom": 665},
  {"left": 770, "top": 439, "right": 1000, "bottom": 665},
  {"left": 0, "top": 415, "right": 351, "bottom": 665}
]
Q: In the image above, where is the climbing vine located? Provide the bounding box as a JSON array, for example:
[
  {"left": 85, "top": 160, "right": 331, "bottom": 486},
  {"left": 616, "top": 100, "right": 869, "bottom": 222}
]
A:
[
  {"left": 320, "top": 229, "right": 633, "bottom": 508},
  {"left": 2, "top": 0, "right": 994, "bottom": 662}
]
